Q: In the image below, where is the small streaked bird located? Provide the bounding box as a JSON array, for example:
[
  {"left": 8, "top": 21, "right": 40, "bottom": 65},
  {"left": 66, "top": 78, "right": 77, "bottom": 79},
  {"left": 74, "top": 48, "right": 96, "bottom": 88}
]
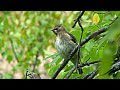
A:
[{"left": 52, "top": 24, "right": 83, "bottom": 74}]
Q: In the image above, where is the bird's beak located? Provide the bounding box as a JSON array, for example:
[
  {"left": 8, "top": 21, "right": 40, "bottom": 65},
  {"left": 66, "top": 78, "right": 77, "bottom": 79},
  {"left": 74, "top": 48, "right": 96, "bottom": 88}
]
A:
[
  {"left": 51, "top": 28, "right": 56, "bottom": 31},
  {"left": 51, "top": 29, "right": 56, "bottom": 32},
  {"left": 51, "top": 29, "right": 55, "bottom": 34},
  {"left": 51, "top": 29, "right": 57, "bottom": 35}
]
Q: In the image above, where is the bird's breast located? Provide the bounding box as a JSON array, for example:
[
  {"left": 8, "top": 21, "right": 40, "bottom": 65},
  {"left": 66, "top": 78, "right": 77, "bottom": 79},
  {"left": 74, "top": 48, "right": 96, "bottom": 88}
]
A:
[
  {"left": 55, "top": 37, "right": 64, "bottom": 52},
  {"left": 55, "top": 36, "right": 76, "bottom": 59}
]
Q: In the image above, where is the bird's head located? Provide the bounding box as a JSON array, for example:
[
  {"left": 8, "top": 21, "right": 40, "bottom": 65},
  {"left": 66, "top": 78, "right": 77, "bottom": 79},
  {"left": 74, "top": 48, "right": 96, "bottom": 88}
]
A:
[{"left": 52, "top": 24, "right": 66, "bottom": 35}]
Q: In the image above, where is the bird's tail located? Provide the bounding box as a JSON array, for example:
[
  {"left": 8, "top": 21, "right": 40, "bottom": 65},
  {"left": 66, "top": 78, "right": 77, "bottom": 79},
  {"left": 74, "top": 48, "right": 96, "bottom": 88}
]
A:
[{"left": 71, "top": 59, "right": 83, "bottom": 74}]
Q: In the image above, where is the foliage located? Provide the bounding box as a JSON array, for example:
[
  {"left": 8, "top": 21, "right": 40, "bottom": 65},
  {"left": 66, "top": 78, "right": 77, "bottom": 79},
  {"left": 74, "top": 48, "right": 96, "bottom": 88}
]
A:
[{"left": 0, "top": 11, "right": 120, "bottom": 79}]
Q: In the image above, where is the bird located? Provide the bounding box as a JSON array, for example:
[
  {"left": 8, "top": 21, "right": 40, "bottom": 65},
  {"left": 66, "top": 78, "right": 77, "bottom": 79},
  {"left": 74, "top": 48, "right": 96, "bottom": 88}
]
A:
[{"left": 51, "top": 24, "right": 83, "bottom": 74}]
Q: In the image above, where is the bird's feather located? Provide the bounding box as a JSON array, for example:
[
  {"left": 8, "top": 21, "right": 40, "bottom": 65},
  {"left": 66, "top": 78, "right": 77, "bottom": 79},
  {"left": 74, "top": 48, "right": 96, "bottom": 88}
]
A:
[{"left": 67, "top": 32, "right": 77, "bottom": 44}]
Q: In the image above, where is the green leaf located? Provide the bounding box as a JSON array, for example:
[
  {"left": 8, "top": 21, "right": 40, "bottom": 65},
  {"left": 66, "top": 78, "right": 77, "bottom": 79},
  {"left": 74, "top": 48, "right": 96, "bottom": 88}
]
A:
[
  {"left": 7, "top": 55, "right": 13, "bottom": 63},
  {"left": 3, "top": 73, "right": 13, "bottom": 79},
  {"left": 48, "top": 64, "right": 60, "bottom": 76}
]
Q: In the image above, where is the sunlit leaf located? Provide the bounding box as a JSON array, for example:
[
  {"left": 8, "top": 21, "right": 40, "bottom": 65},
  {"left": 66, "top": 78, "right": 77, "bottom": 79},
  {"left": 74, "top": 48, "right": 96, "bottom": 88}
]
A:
[{"left": 92, "top": 13, "right": 100, "bottom": 25}]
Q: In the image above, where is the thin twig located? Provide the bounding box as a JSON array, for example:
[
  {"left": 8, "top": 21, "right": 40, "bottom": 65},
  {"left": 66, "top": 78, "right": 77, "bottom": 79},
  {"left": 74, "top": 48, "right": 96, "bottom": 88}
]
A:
[
  {"left": 108, "top": 16, "right": 118, "bottom": 26},
  {"left": 72, "top": 11, "right": 85, "bottom": 73},
  {"left": 77, "top": 18, "right": 84, "bottom": 74},
  {"left": 105, "top": 61, "right": 120, "bottom": 75},
  {"left": 83, "top": 69, "right": 98, "bottom": 79},
  {"left": 64, "top": 66, "right": 76, "bottom": 79},
  {"left": 7, "top": 30, "right": 19, "bottom": 62},
  {"left": 9, "top": 37, "right": 19, "bottom": 62},
  {"left": 72, "top": 11, "right": 85, "bottom": 28},
  {"left": 32, "top": 51, "right": 39, "bottom": 72},
  {"left": 65, "top": 60, "right": 100, "bottom": 79},
  {"left": 80, "top": 60, "right": 101, "bottom": 67}
]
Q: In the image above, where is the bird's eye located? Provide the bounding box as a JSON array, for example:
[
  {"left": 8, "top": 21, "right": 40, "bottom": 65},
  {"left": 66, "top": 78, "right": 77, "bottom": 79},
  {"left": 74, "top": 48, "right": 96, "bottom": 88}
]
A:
[{"left": 54, "top": 29, "right": 58, "bottom": 32}]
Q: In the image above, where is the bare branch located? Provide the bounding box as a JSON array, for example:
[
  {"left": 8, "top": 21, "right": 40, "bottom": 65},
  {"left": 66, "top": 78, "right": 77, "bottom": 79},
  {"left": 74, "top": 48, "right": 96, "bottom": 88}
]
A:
[
  {"left": 72, "top": 11, "right": 85, "bottom": 28},
  {"left": 77, "top": 16, "right": 84, "bottom": 74},
  {"left": 108, "top": 16, "right": 118, "bottom": 26},
  {"left": 64, "top": 66, "right": 76, "bottom": 79},
  {"left": 64, "top": 60, "right": 100, "bottom": 79},
  {"left": 80, "top": 27, "right": 107, "bottom": 46},
  {"left": 83, "top": 69, "right": 98, "bottom": 79}
]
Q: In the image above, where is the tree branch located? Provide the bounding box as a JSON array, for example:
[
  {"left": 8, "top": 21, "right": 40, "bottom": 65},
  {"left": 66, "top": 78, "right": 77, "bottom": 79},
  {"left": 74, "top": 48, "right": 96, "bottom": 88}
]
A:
[
  {"left": 64, "top": 60, "right": 100, "bottom": 79},
  {"left": 72, "top": 11, "right": 85, "bottom": 28},
  {"left": 75, "top": 11, "right": 85, "bottom": 74},
  {"left": 80, "top": 27, "right": 107, "bottom": 47},
  {"left": 52, "top": 57, "right": 75, "bottom": 79},
  {"left": 108, "top": 16, "right": 118, "bottom": 26},
  {"left": 80, "top": 15, "right": 118, "bottom": 47},
  {"left": 83, "top": 69, "right": 98, "bottom": 79}
]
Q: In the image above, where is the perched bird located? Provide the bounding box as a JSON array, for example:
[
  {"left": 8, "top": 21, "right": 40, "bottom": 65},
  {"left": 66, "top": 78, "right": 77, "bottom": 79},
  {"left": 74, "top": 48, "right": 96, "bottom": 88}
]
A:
[{"left": 52, "top": 24, "right": 83, "bottom": 74}]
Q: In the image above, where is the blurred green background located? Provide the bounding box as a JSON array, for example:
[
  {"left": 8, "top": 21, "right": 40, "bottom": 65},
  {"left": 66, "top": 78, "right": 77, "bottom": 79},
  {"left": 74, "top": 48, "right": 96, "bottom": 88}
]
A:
[{"left": 0, "top": 11, "right": 120, "bottom": 79}]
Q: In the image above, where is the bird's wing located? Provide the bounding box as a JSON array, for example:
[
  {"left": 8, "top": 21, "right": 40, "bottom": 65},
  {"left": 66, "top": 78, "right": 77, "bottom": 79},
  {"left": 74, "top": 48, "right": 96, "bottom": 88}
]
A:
[{"left": 67, "top": 33, "right": 77, "bottom": 44}]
